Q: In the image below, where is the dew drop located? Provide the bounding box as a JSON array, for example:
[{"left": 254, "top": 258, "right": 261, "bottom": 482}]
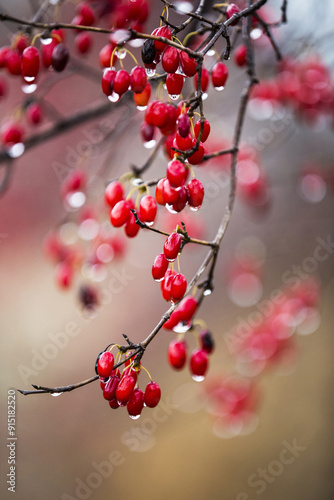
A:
[
  {"left": 189, "top": 206, "right": 200, "bottom": 212},
  {"left": 165, "top": 204, "right": 178, "bottom": 214},
  {"left": 202, "top": 93, "right": 208, "bottom": 101},
  {"left": 115, "top": 47, "right": 126, "bottom": 59},
  {"left": 214, "top": 85, "right": 224, "bottom": 92},
  {"left": 66, "top": 191, "right": 86, "bottom": 209},
  {"left": 131, "top": 177, "right": 143, "bottom": 186},
  {"left": 144, "top": 139, "right": 156, "bottom": 149},
  {"left": 129, "top": 414, "right": 141, "bottom": 420},
  {"left": 168, "top": 94, "right": 180, "bottom": 101},
  {"left": 203, "top": 288, "right": 212, "bottom": 296},
  {"left": 192, "top": 375, "right": 205, "bottom": 382},
  {"left": 250, "top": 28, "right": 262, "bottom": 40},
  {"left": 108, "top": 92, "right": 120, "bottom": 103},
  {"left": 22, "top": 83, "right": 37, "bottom": 94},
  {"left": 173, "top": 321, "right": 191, "bottom": 333},
  {"left": 7, "top": 143, "right": 25, "bottom": 158},
  {"left": 154, "top": 277, "right": 164, "bottom": 283},
  {"left": 145, "top": 221, "right": 154, "bottom": 227},
  {"left": 136, "top": 105, "right": 147, "bottom": 111},
  {"left": 207, "top": 49, "right": 215, "bottom": 57},
  {"left": 129, "top": 38, "right": 144, "bottom": 49},
  {"left": 24, "top": 76, "right": 35, "bottom": 83},
  {"left": 41, "top": 37, "right": 52, "bottom": 45},
  {"left": 145, "top": 67, "right": 155, "bottom": 77},
  {"left": 51, "top": 392, "right": 63, "bottom": 397}
]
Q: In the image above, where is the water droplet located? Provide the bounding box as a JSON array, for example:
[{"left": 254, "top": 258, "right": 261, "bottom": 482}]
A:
[
  {"left": 24, "top": 76, "right": 35, "bottom": 83},
  {"left": 202, "top": 92, "right": 208, "bottom": 101},
  {"left": 250, "top": 28, "right": 262, "bottom": 40},
  {"left": 129, "top": 38, "right": 144, "bottom": 49},
  {"left": 174, "top": 1, "right": 193, "bottom": 13},
  {"left": 144, "top": 139, "right": 156, "bottom": 149},
  {"left": 145, "top": 67, "right": 155, "bottom": 77},
  {"left": 7, "top": 143, "right": 25, "bottom": 158},
  {"left": 115, "top": 47, "right": 126, "bottom": 59},
  {"left": 129, "top": 414, "right": 141, "bottom": 420},
  {"left": 22, "top": 83, "right": 37, "bottom": 94},
  {"left": 108, "top": 92, "right": 120, "bottom": 103},
  {"left": 214, "top": 85, "right": 224, "bottom": 92},
  {"left": 203, "top": 288, "right": 212, "bottom": 296},
  {"left": 154, "top": 277, "right": 164, "bottom": 283},
  {"left": 51, "top": 392, "right": 63, "bottom": 397},
  {"left": 136, "top": 105, "right": 147, "bottom": 111},
  {"left": 173, "top": 321, "right": 191, "bottom": 333},
  {"left": 166, "top": 204, "right": 178, "bottom": 214},
  {"left": 145, "top": 221, "right": 154, "bottom": 227},
  {"left": 41, "top": 37, "right": 52, "bottom": 45},
  {"left": 168, "top": 94, "right": 180, "bottom": 101},
  {"left": 66, "top": 191, "right": 86, "bottom": 209},
  {"left": 131, "top": 177, "right": 143, "bottom": 186},
  {"left": 192, "top": 375, "right": 205, "bottom": 382},
  {"left": 207, "top": 49, "right": 215, "bottom": 57},
  {"left": 189, "top": 206, "right": 200, "bottom": 212}
]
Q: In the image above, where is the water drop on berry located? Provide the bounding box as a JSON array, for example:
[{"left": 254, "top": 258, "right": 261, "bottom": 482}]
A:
[
  {"left": 166, "top": 204, "right": 178, "bottom": 214},
  {"left": 23, "top": 76, "right": 35, "bottom": 83},
  {"left": 136, "top": 105, "right": 148, "bottom": 111},
  {"left": 144, "top": 139, "right": 156, "bottom": 149},
  {"left": 215, "top": 85, "right": 225, "bottom": 92},
  {"left": 168, "top": 94, "right": 180, "bottom": 101},
  {"left": 50, "top": 392, "right": 63, "bottom": 397},
  {"left": 66, "top": 191, "right": 86, "bottom": 209},
  {"left": 22, "top": 83, "right": 37, "bottom": 94},
  {"left": 108, "top": 92, "right": 120, "bottom": 103},
  {"left": 203, "top": 288, "right": 212, "bottom": 296},
  {"left": 192, "top": 375, "right": 205, "bottom": 382},
  {"left": 202, "top": 92, "right": 208, "bottom": 101},
  {"left": 7, "top": 143, "right": 25, "bottom": 158},
  {"left": 189, "top": 206, "right": 200, "bottom": 212},
  {"left": 250, "top": 28, "right": 262, "bottom": 40},
  {"left": 173, "top": 321, "right": 191, "bottom": 334},
  {"left": 115, "top": 47, "right": 126, "bottom": 59},
  {"left": 129, "top": 414, "right": 141, "bottom": 420},
  {"left": 145, "top": 67, "right": 155, "bottom": 77},
  {"left": 207, "top": 49, "right": 215, "bottom": 57}
]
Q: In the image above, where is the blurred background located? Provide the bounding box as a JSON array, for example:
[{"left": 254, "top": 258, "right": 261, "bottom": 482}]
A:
[{"left": 0, "top": 1, "right": 334, "bottom": 499}]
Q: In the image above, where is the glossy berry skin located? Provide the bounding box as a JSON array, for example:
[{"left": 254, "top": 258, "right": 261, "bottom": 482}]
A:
[
  {"left": 187, "top": 178, "right": 205, "bottom": 209},
  {"left": 193, "top": 67, "right": 209, "bottom": 92},
  {"left": 188, "top": 140, "right": 205, "bottom": 165},
  {"left": 226, "top": 3, "right": 241, "bottom": 25},
  {"left": 105, "top": 181, "right": 124, "bottom": 207},
  {"left": 124, "top": 210, "right": 141, "bottom": 238},
  {"left": 167, "top": 159, "right": 187, "bottom": 188},
  {"left": 109, "top": 398, "right": 120, "bottom": 409},
  {"left": 177, "top": 113, "right": 191, "bottom": 138},
  {"left": 97, "top": 351, "right": 115, "bottom": 378},
  {"left": 164, "top": 232, "right": 182, "bottom": 261},
  {"left": 116, "top": 375, "right": 136, "bottom": 405},
  {"left": 144, "top": 382, "right": 161, "bottom": 408},
  {"left": 211, "top": 62, "right": 229, "bottom": 89},
  {"left": 141, "top": 122, "right": 155, "bottom": 143},
  {"left": 162, "top": 178, "right": 179, "bottom": 205},
  {"left": 151, "top": 101, "right": 169, "bottom": 128},
  {"left": 175, "top": 132, "right": 193, "bottom": 151},
  {"left": 75, "top": 32, "right": 92, "bottom": 54},
  {"left": 172, "top": 185, "right": 188, "bottom": 213},
  {"left": 113, "top": 69, "right": 130, "bottom": 96},
  {"left": 51, "top": 43, "right": 69, "bottom": 72},
  {"left": 99, "top": 43, "right": 115, "bottom": 68},
  {"left": 26, "top": 102, "right": 43, "bottom": 125},
  {"left": 21, "top": 46, "right": 39, "bottom": 79},
  {"left": 179, "top": 51, "right": 197, "bottom": 77},
  {"left": 139, "top": 195, "right": 157, "bottom": 223},
  {"left": 190, "top": 349, "right": 208, "bottom": 377},
  {"left": 177, "top": 296, "right": 198, "bottom": 322},
  {"left": 5, "top": 49, "right": 21, "bottom": 76},
  {"left": 134, "top": 82, "right": 151, "bottom": 107},
  {"left": 1, "top": 122, "right": 24, "bottom": 145},
  {"left": 152, "top": 253, "right": 168, "bottom": 281},
  {"left": 127, "top": 388, "right": 144, "bottom": 417},
  {"left": 141, "top": 39, "right": 156, "bottom": 65},
  {"left": 161, "top": 269, "right": 176, "bottom": 301},
  {"left": 155, "top": 178, "right": 166, "bottom": 205},
  {"left": 194, "top": 119, "right": 211, "bottom": 142},
  {"left": 170, "top": 273, "right": 187, "bottom": 302},
  {"left": 55, "top": 261, "right": 73, "bottom": 289},
  {"left": 200, "top": 330, "right": 215, "bottom": 354},
  {"left": 162, "top": 46, "right": 180, "bottom": 73},
  {"left": 102, "top": 68, "right": 116, "bottom": 96},
  {"left": 166, "top": 73, "right": 184, "bottom": 97},
  {"left": 110, "top": 200, "right": 131, "bottom": 227},
  {"left": 168, "top": 339, "right": 187, "bottom": 370},
  {"left": 130, "top": 66, "right": 147, "bottom": 94},
  {"left": 234, "top": 45, "right": 247, "bottom": 67},
  {"left": 103, "top": 374, "right": 120, "bottom": 401},
  {"left": 152, "top": 26, "right": 172, "bottom": 52}
]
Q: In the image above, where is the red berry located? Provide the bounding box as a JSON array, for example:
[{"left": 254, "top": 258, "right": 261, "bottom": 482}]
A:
[
  {"left": 226, "top": 3, "right": 241, "bottom": 25},
  {"left": 124, "top": 210, "right": 141, "bottom": 238},
  {"left": 162, "top": 178, "right": 179, "bottom": 205},
  {"left": 234, "top": 45, "right": 247, "bottom": 67},
  {"left": 130, "top": 66, "right": 147, "bottom": 94},
  {"left": 190, "top": 349, "right": 208, "bottom": 378},
  {"left": 54, "top": 261, "right": 73, "bottom": 289},
  {"left": 167, "top": 159, "right": 187, "bottom": 188},
  {"left": 41, "top": 39, "right": 58, "bottom": 68},
  {"left": 77, "top": 2, "right": 95, "bottom": 25},
  {"left": 168, "top": 339, "right": 187, "bottom": 370},
  {"left": 152, "top": 26, "right": 172, "bottom": 53},
  {"left": 155, "top": 178, "right": 166, "bottom": 205},
  {"left": 1, "top": 121, "right": 24, "bottom": 146},
  {"left": 75, "top": 32, "right": 92, "bottom": 54},
  {"left": 175, "top": 132, "right": 193, "bottom": 151},
  {"left": 127, "top": 388, "right": 144, "bottom": 418},
  {"left": 0, "top": 47, "right": 10, "bottom": 68},
  {"left": 21, "top": 46, "right": 39, "bottom": 79},
  {"left": 12, "top": 33, "right": 30, "bottom": 54},
  {"left": 97, "top": 351, "right": 115, "bottom": 378},
  {"left": 109, "top": 397, "right": 120, "bottom": 409},
  {"left": 101, "top": 68, "right": 116, "bottom": 96},
  {"left": 172, "top": 185, "right": 188, "bottom": 213},
  {"left": 152, "top": 253, "right": 168, "bottom": 281},
  {"left": 177, "top": 113, "right": 191, "bottom": 138},
  {"left": 193, "top": 67, "right": 209, "bottom": 92},
  {"left": 200, "top": 330, "right": 215, "bottom": 354},
  {"left": 113, "top": 69, "right": 130, "bottom": 96},
  {"left": 103, "top": 373, "right": 120, "bottom": 400},
  {"left": 179, "top": 51, "right": 197, "bottom": 77},
  {"left": 99, "top": 43, "right": 116, "bottom": 68},
  {"left": 163, "top": 309, "right": 181, "bottom": 330},
  {"left": 152, "top": 101, "right": 169, "bottom": 128},
  {"left": 162, "top": 46, "right": 180, "bottom": 73},
  {"left": 141, "top": 122, "right": 155, "bottom": 143},
  {"left": 5, "top": 50, "right": 21, "bottom": 76},
  {"left": 164, "top": 232, "right": 182, "bottom": 261},
  {"left": 211, "top": 62, "right": 229, "bottom": 89},
  {"left": 110, "top": 200, "right": 131, "bottom": 227},
  {"left": 187, "top": 178, "right": 204, "bottom": 209},
  {"left": 144, "top": 382, "right": 161, "bottom": 408},
  {"left": 139, "top": 195, "right": 157, "bottom": 224},
  {"left": 194, "top": 119, "right": 211, "bottom": 142},
  {"left": 188, "top": 140, "right": 205, "bottom": 165},
  {"left": 170, "top": 273, "right": 187, "bottom": 301},
  {"left": 105, "top": 181, "right": 124, "bottom": 208},
  {"left": 26, "top": 102, "right": 43, "bottom": 125},
  {"left": 116, "top": 375, "right": 136, "bottom": 405},
  {"left": 166, "top": 73, "right": 184, "bottom": 97},
  {"left": 161, "top": 269, "right": 176, "bottom": 301},
  {"left": 177, "top": 296, "right": 198, "bottom": 322}
]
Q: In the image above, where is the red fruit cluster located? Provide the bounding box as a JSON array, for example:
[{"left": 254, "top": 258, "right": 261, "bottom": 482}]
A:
[
  {"left": 167, "top": 326, "right": 214, "bottom": 381},
  {"left": 96, "top": 350, "right": 161, "bottom": 418},
  {"left": 111, "top": 0, "right": 150, "bottom": 32},
  {"left": 102, "top": 64, "right": 147, "bottom": 102},
  {"left": 106, "top": 180, "right": 157, "bottom": 237}
]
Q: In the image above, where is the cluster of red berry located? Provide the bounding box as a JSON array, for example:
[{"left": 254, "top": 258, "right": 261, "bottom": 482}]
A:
[{"left": 96, "top": 350, "right": 161, "bottom": 418}]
